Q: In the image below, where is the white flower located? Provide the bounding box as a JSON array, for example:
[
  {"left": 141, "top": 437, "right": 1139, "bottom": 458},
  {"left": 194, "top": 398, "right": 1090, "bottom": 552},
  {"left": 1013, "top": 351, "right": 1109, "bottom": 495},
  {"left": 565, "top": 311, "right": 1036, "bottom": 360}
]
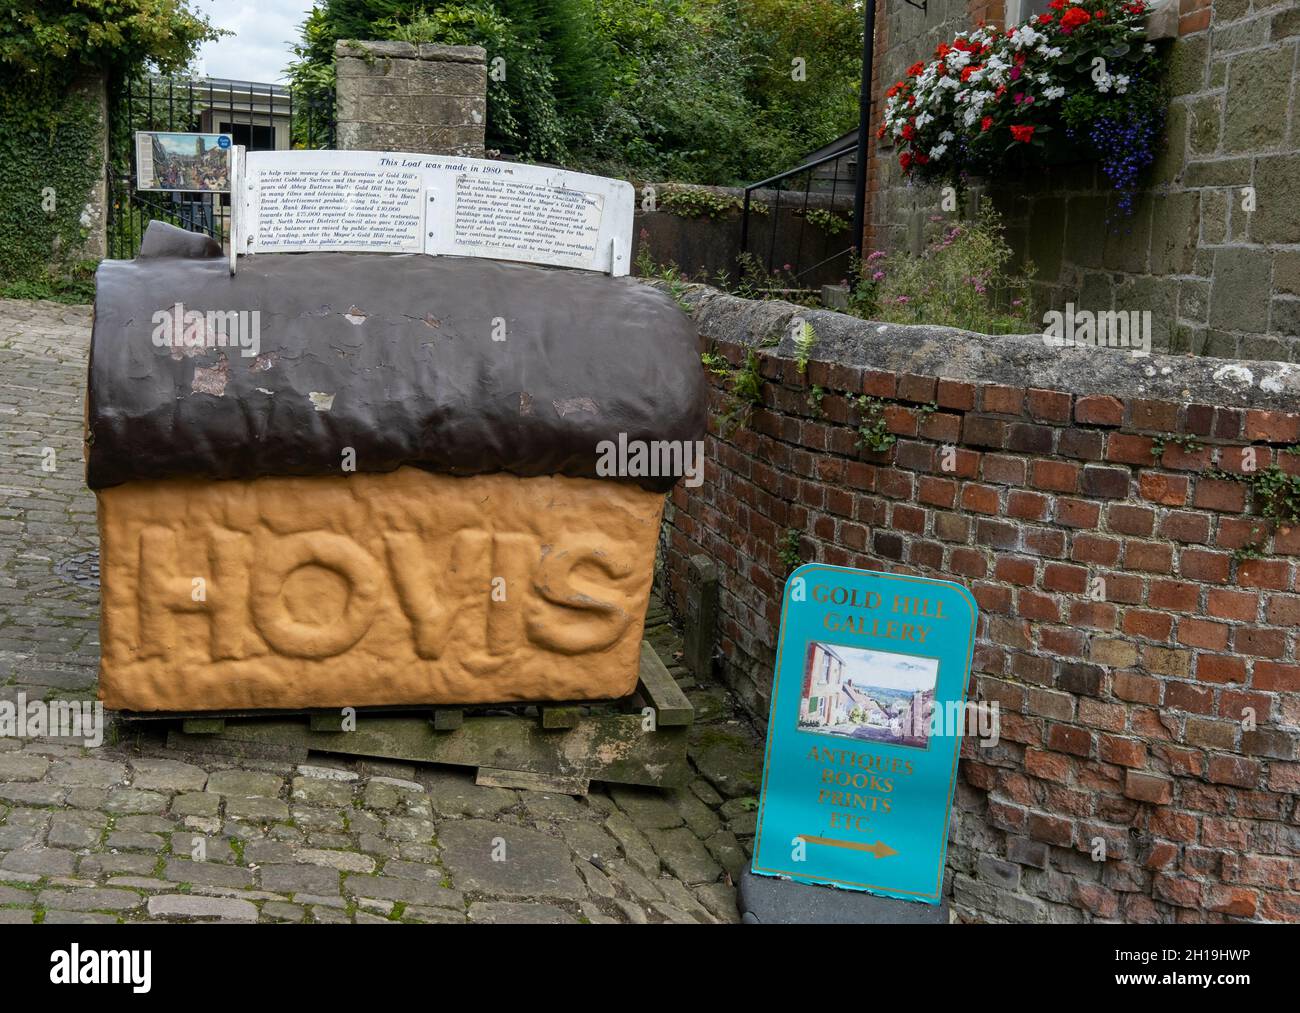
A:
[
  {"left": 929, "top": 144, "right": 947, "bottom": 159},
  {"left": 939, "top": 130, "right": 954, "bottom": 142},
  {"left": 1044, "top": 85, "right": 1065, "bottom": 100},
  {"left": 1114, "top": 74, "right": 1130, "bottom": 94},
  {"left": 1009, "top": 25, "right": 1044, "bottom": 50},
  {"left": 915, "top": 111, "right": 934, "bottom": 129},
  {"left": 1142, "top": 43, "right": 1155, "bottom": 55}
]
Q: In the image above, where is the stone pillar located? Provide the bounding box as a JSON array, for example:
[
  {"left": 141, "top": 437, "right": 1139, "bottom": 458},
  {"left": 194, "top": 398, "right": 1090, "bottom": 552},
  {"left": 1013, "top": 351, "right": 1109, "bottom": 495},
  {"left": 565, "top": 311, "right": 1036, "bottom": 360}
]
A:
[
  {"left": 683, "top": 554, "right": 718, "bottom": 681},
  {"left": 334, "top": 41, "right": 486, "bottom": 156},
  {"left": 73, "top": 74, "right": 108, "bottom": 262}
]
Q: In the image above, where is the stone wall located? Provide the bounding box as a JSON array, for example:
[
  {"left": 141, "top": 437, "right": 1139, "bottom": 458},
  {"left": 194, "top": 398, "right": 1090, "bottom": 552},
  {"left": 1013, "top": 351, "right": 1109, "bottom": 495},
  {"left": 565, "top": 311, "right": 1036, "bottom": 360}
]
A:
[
  {"left": 867, "top": 0, "right": 1300, "bottom": 361},
  {"left": 656, "top": 283, "right": 1300, "bottom": 922},
  {"left": 335, "top": 41, "right": 486, "bottom": 156}
]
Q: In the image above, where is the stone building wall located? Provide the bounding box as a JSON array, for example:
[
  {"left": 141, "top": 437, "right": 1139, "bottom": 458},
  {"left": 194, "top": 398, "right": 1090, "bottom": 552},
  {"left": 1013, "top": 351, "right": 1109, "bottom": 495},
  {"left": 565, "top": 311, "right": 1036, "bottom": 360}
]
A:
[
  {"left": 656, "top": 282, "right": 1300, "bottom": 922},
  {"left": 867, "top": 0, "right": 1300, "bottom": 361},
  {"left": 335, "top": 41, "right": 486, "bottom": 156}
]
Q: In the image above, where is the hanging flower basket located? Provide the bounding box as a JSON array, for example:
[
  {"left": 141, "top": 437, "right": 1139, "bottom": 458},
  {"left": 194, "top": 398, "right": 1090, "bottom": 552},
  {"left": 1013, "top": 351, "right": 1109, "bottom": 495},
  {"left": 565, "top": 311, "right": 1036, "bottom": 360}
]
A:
[{"left": 880, "top": 0, "right": 1167, "bottom": 215}]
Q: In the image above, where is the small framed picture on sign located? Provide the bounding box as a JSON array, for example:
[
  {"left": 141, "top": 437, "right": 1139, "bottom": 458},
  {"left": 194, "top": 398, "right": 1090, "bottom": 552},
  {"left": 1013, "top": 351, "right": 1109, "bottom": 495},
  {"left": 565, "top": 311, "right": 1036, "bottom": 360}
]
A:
[{"left": 135, "top": 131, "right": 232, "bottom": 192}]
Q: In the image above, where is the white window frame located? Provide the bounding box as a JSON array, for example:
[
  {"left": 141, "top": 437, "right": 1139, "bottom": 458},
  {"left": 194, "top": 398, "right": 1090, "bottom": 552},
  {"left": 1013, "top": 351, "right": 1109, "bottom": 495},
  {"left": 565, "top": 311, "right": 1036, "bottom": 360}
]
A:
[{"left": 1004, "top": 0, "right": 1053, "bottom": 27}]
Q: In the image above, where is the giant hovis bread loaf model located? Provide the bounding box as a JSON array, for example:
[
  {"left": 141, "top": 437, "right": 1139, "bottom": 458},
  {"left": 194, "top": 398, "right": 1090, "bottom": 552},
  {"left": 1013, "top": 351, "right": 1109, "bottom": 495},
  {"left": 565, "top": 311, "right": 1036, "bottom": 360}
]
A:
[{"left": 86, "top": 152, "right": 706, "bottom": 712}]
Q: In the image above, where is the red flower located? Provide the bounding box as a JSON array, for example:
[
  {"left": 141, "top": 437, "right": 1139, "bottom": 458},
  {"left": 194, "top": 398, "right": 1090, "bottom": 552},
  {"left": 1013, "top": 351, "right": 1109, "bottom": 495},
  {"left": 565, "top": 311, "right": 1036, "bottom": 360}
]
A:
[
  {"left": 1010, "top": 124, "right": 1036, "bottom": 143},
  {"left": 907, "top": 61, "right": 925, "bottom": 76},
  {"left": 1124, "top": 0, "right": 1145, "bottom": 11},
  {"left": 960, "top": 64, "right": 980, "bottom": 82},
  {"left": 935, "top": 42, "right": 951, "bottom": 59},
  {"left": 1036, "top": 12, "right": 1054, "bottom": 22},
  {"left": 981, "top": 116, "right": 994, "bottom": 132},
  {"left": 899, "top": 152, "right": 913, "bottom": 171},
  {"left": 915, "top": 153, "right": 930, "bottom": 165},
  {"left": 902, "top": 123, "right": 916, "bottom": 141},
  {"left": 876, "top": 123, "right": 887, "bottom": 139},
  {"left": 1059, "top": 7, "right": 1091, "bottom": 30},
  {"left": 1048, "top": 0, "right": 1067, "bottom": 8},
  {"left": 995, "top": 84, "right": 1007, "bottom": 98}
]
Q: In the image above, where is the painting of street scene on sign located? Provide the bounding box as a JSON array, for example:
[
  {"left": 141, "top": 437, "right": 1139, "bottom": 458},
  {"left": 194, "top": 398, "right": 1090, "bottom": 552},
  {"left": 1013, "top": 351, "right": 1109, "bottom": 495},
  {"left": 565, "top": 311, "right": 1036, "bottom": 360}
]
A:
[
  {"left": 797, "top": 642, "right": 938, "bottom": 749},
  {"left": 135, "top": 132, "right": 231, "bottom": 192}
]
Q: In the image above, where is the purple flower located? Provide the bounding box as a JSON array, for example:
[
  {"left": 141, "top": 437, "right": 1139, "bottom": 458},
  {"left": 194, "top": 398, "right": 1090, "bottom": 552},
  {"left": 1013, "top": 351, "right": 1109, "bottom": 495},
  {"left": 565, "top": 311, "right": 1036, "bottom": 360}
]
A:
[{"left": 1066, "top": 97, "right": 1164, "bottom": 219}]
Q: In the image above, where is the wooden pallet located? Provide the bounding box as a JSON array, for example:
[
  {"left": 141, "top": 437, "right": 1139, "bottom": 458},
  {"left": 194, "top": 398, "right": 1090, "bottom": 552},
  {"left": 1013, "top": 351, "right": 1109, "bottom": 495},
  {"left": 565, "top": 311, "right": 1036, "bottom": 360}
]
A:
[{"left": 119, "top": 643, "right": 693, "bottom": 794}]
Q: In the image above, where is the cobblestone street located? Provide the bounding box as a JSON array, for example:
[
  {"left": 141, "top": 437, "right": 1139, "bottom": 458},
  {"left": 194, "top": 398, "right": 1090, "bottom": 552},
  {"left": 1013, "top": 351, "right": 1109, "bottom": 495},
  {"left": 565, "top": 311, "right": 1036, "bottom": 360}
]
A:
[{"left": 0, "top": 298, "right": 761, "bottom": 924}]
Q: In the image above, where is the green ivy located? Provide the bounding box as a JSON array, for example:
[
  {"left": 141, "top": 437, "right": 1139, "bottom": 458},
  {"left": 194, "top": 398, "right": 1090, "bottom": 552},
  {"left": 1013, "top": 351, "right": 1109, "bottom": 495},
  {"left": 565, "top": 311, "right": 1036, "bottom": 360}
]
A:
[
  {"left": 1246, "top": 465, "right": 1300, "bottom": 526},
  {"left": 1151, "top": 434, "right": 1201, "bottom": 458},
  {"left": 854, "top": 395, "right": 896, "bottom": 453},
  {"left": 779, "top": 528, "right": 802, "bottom": 569},
  {"left": 804, "top": 207, "right": 849, "bottom": 236},
  {"left": 0, "top": 79, "right": 101, "bottom": 284},
  {"left": 658, "top": 185, "right": 767, "bottom": 219}
]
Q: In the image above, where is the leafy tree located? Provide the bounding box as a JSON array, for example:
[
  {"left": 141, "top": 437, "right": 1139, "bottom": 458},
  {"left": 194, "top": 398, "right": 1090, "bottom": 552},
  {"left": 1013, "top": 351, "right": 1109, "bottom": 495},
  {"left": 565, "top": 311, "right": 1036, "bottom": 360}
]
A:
[
  {"left": 288, "top": 0, "right": 863, "bottom": 185},
  {"left": 0, "top": 1, "right": 219, "bottom": 284},
  {"left": 0, "top": 0, "right": 216, "bottom": 81}
]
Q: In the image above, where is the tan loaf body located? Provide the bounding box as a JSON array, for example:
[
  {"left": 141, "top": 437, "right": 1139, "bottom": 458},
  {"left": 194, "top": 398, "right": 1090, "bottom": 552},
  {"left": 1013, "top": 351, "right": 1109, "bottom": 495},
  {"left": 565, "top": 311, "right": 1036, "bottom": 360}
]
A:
[{"left": 97, "top": 468, "right": 664, "bottom": 712}]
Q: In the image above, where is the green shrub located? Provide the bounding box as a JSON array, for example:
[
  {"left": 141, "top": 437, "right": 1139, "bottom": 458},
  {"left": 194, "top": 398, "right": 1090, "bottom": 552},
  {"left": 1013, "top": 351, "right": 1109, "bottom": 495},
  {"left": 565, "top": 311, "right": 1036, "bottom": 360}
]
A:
[{"left": 850, "top": 207, "right": 1036, "bottom": 335}]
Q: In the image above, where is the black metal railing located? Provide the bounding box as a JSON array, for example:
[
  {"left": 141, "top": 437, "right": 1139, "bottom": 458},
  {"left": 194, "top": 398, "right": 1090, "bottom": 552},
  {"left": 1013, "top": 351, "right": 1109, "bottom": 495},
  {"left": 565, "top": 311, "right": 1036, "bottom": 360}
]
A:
[
  {"left": 107, "top": 76, "right": 335, "bottom": 259},
  {"left": 738, "top": 143, "right": 859, "bottom": 290}
]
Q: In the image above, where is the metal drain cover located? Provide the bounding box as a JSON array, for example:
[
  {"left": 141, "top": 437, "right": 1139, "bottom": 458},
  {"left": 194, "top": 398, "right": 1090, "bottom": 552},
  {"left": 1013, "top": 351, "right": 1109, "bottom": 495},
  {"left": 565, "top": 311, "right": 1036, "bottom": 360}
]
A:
[{"left": 55, "top": 550, "right": 100, "bottom": 590}]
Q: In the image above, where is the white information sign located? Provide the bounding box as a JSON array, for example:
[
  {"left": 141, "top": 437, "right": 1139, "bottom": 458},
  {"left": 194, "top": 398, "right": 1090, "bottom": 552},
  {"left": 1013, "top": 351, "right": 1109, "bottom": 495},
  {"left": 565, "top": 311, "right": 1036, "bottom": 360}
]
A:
[{"left": 241, "top": 150, "right": 634, "bottom": 275}]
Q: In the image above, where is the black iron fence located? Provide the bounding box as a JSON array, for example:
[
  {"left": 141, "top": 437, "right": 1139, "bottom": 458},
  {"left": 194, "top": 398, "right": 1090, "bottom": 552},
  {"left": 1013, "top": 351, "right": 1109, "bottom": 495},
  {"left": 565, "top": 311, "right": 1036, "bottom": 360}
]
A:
[
  {"left": 738, "top": 143, "right": 859, "bottom": 292},
  {"left": 107, "top": 76, "right": 335, "bottom": 260}
]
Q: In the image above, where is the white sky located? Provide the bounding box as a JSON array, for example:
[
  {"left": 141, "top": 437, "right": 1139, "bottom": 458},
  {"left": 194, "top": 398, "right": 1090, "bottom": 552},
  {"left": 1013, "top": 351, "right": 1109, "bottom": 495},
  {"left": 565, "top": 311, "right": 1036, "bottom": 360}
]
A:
[
  {"left": 191, "top": 0, "right": 315, "bottom": 83},
  {"left": 824, "top": 645, "right": 938, "bottom": 693}
]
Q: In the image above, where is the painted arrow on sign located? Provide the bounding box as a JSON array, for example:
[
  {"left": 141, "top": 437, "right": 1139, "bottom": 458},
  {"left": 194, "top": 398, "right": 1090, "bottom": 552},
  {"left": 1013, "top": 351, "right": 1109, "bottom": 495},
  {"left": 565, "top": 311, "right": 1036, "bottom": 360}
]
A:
[{"left": 799, "top": 836, "right": 899, "bottom": 859}]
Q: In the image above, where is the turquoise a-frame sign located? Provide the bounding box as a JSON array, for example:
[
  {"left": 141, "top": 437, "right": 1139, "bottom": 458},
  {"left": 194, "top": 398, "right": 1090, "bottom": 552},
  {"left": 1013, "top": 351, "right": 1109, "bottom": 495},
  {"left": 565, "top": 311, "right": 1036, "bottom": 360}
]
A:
[{"left": 751, "top": 563, "right": 978, "bottom": 903}]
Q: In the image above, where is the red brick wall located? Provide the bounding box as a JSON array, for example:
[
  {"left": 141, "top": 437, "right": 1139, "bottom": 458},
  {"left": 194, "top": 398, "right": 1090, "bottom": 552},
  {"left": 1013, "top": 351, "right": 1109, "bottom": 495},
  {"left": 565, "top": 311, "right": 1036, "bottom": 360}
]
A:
[
  {"left": 661, "top": 323, "right": 1300, "bottom": 923},
  {"left": 1179, "top": 0, "right": 1211, "bottom": 35}
]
